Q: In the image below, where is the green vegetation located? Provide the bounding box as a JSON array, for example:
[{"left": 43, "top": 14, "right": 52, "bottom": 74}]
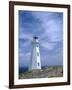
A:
[{"left": 19, "top": 66, "right": 63, "bottom": 79}]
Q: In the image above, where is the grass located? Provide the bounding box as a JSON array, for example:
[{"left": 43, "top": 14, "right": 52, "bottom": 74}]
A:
[{"left": 19, "top": 66, "right": 63, "bottom": 79}]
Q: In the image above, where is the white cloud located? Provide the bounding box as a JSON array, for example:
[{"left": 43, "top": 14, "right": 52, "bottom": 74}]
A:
[
  {"left": 40, "top": 41, "right": 56, "bottom": 50},
  {"left": 19, "top": 52, "right": 31, "bottom": 67},
  {"left": 31, "top": 11, "right": 63, "bottom": 43},
  {"left": 40, "top": 20, "right": 62, "bottom": 41},
  {"left": 41, "top": 50, "right": 63, "bottom": 66},
  {"left": 19, "top": 29, "right": 33, "bottom": 41},
  {"left": 19, "top": 11, "right": 63, "bottom": 67}
]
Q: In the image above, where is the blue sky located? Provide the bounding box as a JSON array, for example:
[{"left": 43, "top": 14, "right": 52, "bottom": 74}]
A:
[{"left": 19, "top": 10, "right": 63, "bottom": 67}]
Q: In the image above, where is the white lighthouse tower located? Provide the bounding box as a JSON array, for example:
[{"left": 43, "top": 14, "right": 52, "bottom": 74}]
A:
[{"left": 29, "top": 37, "right": 41, "bottom": 70}]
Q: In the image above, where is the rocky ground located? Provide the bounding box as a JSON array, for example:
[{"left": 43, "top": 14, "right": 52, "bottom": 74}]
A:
[{"left": 19, "top": 66, "right": 63, "bottom": 79}]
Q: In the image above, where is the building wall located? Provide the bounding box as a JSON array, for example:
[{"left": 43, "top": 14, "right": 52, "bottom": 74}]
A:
[{"left": 30, "top": 38, "right": 41, "bottom": 70}]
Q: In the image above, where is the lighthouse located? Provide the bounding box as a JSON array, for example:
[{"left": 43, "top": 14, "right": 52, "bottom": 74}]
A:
[{"left": 29, "top": 37, "right": 41, "bottom": 70}]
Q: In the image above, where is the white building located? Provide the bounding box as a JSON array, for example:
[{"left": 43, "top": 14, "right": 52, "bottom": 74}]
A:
[{"left": 29, "top": 37, "right": 41, "bottom": 70}]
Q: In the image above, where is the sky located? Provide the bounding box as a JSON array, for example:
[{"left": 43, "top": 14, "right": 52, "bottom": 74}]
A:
[{"left": 19, "top": 10, "right": 63, "bottom": 68}]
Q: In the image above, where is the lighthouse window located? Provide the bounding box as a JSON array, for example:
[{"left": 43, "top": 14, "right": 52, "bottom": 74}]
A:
[
  {"left": 38, "top": 62, "right": 40, "bottom": 66},
  {"left": 37, "top": 52, "right": 39, "bottom": 56},
  {"left": 37, "top": 45, "right": 38, "bottom": 47}
]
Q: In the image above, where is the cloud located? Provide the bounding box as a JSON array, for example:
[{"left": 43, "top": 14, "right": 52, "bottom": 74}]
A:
[
  {"left": 31, "top": 11, "right": 63, "bottom": 42},
  {"left": 40, "top": 41, "right": 56, "bottom": 50},
  {"left": 19, "top": 32, "right": 33, "bottom": 41},
  {"left": 19, "top": 11, "right": 63, "bottom": 67},
  {"left": 19, "top": 52, "right": 31, "bottom": 67},
  {"left": 41, "top": 50, "right": 63, "bottom": 66}
]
